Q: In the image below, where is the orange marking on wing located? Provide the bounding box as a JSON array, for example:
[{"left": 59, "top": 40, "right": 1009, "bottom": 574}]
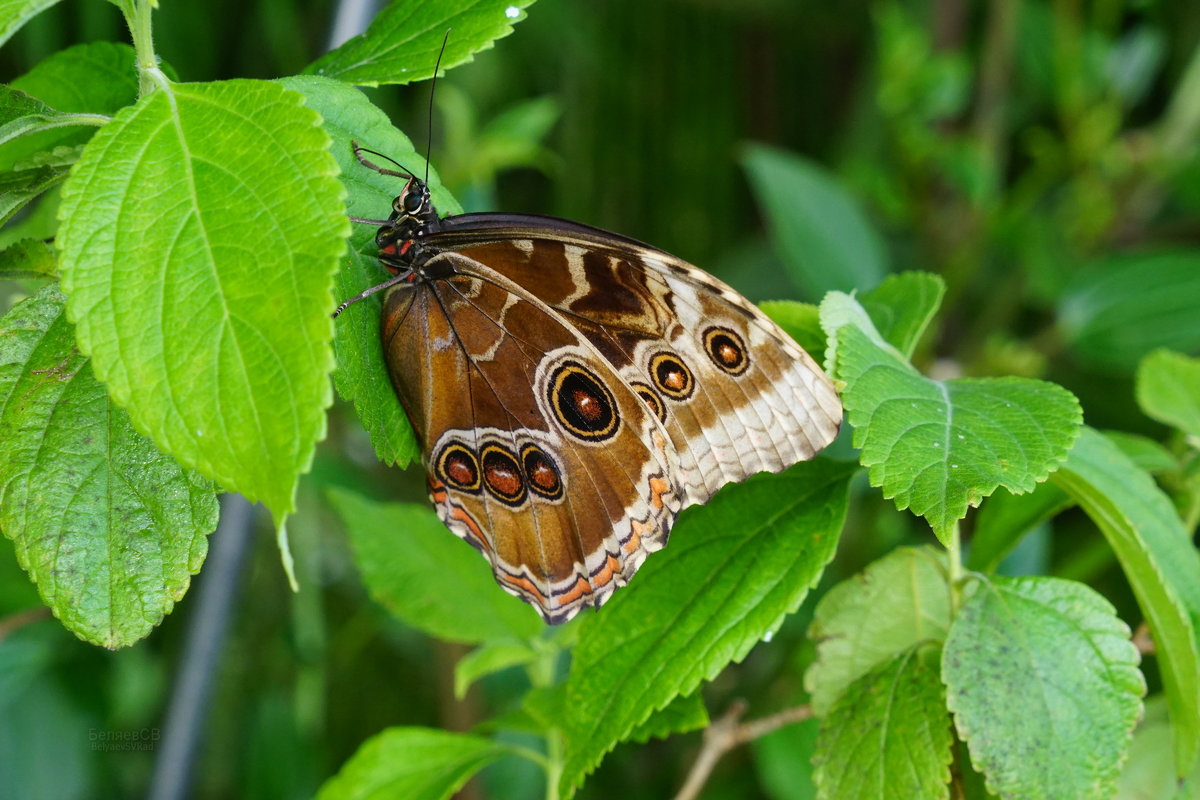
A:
[
  {"left": 498, "top": 572, "right": 547, "bottom": 603},
  {"left": 429, "top": 478, "right": 492, "bottom": 555},
  {"left": 648, "top": 476, "right": 669, "bottom": 510},
  {"left": 556, "top": 576, "right": 595, "bottom": 605},
  {"left": 590, "top": 555, "right": 621, "bottom": 588},
  {"left": 624, "top": 520, "right": 646, "bottom": 554}
]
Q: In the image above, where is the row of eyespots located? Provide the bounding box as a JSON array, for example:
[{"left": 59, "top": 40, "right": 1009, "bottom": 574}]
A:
[
  {"left": 436, "top": 440, "right": 564, "bottom": 507},
  {"left": 634, "top": 327, "right": 752, "bottom": 417}
]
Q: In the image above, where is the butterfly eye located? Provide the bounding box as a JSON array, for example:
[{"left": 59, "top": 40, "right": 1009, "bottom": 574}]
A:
[{"left": 402, "top": 192, "right": 424, "bottom": 214}]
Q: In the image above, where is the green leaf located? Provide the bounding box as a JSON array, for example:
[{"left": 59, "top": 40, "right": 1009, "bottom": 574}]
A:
[
  {"left": 813, "top": 648, "right": 953, "bottom": 800},
  {"left": 967, "top": 484, "right": 1072, "bottom": 572},
  {"left": 1102, "top": 430, "right": 1180, "bottom": 474},
  {"left": 943, "top": 576, "right": 1145, "bottom": 800},
  {"left": 805, "top": 546, "right": 952, "bottom": 715},
  {"left": 315, "top": 727, "right": 509, "bottom": 800},
  {"left": 0, "top": 287, "right": 218, "bottom": 647},
  {"left": 305, "top": 0, "right": 537, "bottom": 87},
  {"left": 559, "top": 459, "right": 855, "bottom": 795},
  {"left": 741, "top": 143, "right": 887, "bottom": 299},
  {"left": 1, "top": 42, "right": 138, "bottom": 172},
  {"left": 1117, "top": 696, "right": 1200, "bottom": 800},
  {"left": 823, "top": 292, "right": 1083, "bottom": 542},
  {"left": 1059, "top": 250, "right": 1200, "bottom": 372},
  {"left": 1052, "top": 427, "right": 1200, "bottom": 776},
  {"left": 0, "top": 86, "right": 106, "bottom": 148},
  {"left": 327, "top": 488, "right": 541, "bottom": 644},
  {"left": 760, "top": 300, "right": 827, "bottom": 365},
  {"left": 1137, "top": 349, "right": 1200, "bottom": 439},
  {"left": 0, "top": 237, "right": 56, "bottom": 279},
  {"left": 0, "top": 0, "right": 63, "bottom": 48},
  {"left": 454, "top": 638, "right": 538, "bottom": 698},
  {"left": 279, "top": 76, "right": 461, "bottom": 468},
  {"left": 57, "top": 79, "right": 347, "bottom": 524},
  {"left": 0, "top": 163, "right": 68, "bottom": 227},
  {"left": 859, "top": 271, "right": 946, "bottom": 358},
  {"left": 627, "top": 690, "right": 709, "bottom": 745}
]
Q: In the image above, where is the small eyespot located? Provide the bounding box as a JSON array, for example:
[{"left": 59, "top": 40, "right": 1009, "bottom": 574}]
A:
[
  {"left": 648, "top": 352, "right": 694, "bottom": 401},
  {"left": 481, "top": 444, "right": 526, "bottom": 506},
  {"left": 521, "top": 444, "right": 564, "bottom": 501},
  {"left": 630, "top": 381, "right": 667, "bottom": 424},
  {"left": 703, "top": 327, "right": 749, "bottom": 375},
  {"left": 436, "top": 442, "right": 481, "bottom": 493}
]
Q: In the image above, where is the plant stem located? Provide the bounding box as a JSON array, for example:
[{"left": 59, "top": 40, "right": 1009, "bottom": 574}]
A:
[
  {"left": 126, "top": 0, "right": 167, "bottom": 96},
  {"left": 544, "top": 728, "right": 563, "bottom": 800},
  {"left": 947, "top": 521, "right": 964, "bottom": 616}
]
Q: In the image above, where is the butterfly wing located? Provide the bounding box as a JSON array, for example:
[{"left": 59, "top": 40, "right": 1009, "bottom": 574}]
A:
[
  {"left": 381, "top": 250, "right": 682, "bottom": 623},
  {"left": 419, "top": 214, "right": 843, "bottom": 507}
]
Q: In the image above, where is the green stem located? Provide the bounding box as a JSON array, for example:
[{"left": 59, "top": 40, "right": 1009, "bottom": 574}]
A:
[
  {"left": 947, "top": 521, "right": 964, "bottom": 616},
  {"left": 126, "top": 0, "right": 168, "bottom": 96},
  {"left": 544, "top": 728, "right": 563, "bottom": 800}
]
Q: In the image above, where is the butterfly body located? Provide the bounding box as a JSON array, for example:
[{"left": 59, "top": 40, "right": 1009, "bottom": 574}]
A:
[{"left": 350, "top": 151, "right": 842, "bottom": 623}]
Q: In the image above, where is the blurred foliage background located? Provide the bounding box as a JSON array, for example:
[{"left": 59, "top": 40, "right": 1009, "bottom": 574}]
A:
[{"left": 2, "top": 0, "right": 1199, "bottom": 798}]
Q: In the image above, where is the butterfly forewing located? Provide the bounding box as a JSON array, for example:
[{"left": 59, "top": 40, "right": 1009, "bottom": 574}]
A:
[{"left": 412, "top": 223, "right": 843, "bottom": 507}]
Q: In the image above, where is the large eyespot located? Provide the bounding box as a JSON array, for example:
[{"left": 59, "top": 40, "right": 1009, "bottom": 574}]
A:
[
  {"left": 547, "top": 361, "right": 619, "bottom": 441},
  {"left": 435, "top": 442, "right": 481, "bottom": 493},
  {"left": 481, "top": 444, "right": 526, "bottom": 506},
  {"left": 703, "top": 326, "right": 749, "bottom": 376},
  {"left": 649, "top": 352, "right": 695, "bottom": 401},
  {"left": 630, "top": 381, "right": 667, "bottom": 424},
  {"left": 521, "top": 444, "right": 564, "bottom": 501}
]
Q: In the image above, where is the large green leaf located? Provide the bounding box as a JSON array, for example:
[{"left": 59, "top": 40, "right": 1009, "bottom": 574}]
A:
[
  {"left": 0, "top": 288, "right": 217, "bottom": 647},
  {"left": 57, "top": 78, "right": 347, "bottom": 525},
  {"left": 279, "top": 75, "right": 462, "bottom": 468},
  {"left": 822, "top": 292, "right": 1082, "bottom": 542},
  {"left": 327, "top": 488, "right": 540, "bottom": 644},
  {"left": 741, "top": 143, "right": 887, "bottom": 299},
  {"left": 559, "top": 459, "right": 855, "bottom": 795},
  {"left": 1136, "top": 349, "right": 1200, "bottom": 439},
  {"left": 305, "top": 0, "right": 537, "bottom": 87},
  {"left": 813, "top": 649, "right": 953, "bottom": 800},
  {"left": 943, "top": 576, "right": 1145, "bottom": 800},
  {"left": 1058, "top": 250, "right": 1200, "bottom": 372},
  {"left": 805, "top": 546, "right": 952, "bottom": 715},
  {"left": 315, "top": 727, "right": 509, "bottom": 800},
  {"left": 1052, "top": 427, "right": 1200, "bottom": 775}
]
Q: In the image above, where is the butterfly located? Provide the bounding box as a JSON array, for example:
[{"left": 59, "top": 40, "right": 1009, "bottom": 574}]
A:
[{"left": 338, "top": 142, "right": 842, "bottom": 624}]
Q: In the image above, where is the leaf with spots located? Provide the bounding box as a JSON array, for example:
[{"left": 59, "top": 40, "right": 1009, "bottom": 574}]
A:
[
  {"left": 813, "top": 648, "right": 953, "bottom": 800},
  {"left": 943, "top": 576, "right": 1145, "bottom": 800},
  {"left": 0, "top": 287, "right": 217, "bottom": 647},
  {"left": 820, "top": 291, "right": 1082, "bottom": 544},
  {"left": 805, "top": 546, "right": 952, "bottom": 715}
]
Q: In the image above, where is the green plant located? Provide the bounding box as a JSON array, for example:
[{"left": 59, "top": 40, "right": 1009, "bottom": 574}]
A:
[{"left": 1, "top": 1, "right": 1199, "bottom": 799}]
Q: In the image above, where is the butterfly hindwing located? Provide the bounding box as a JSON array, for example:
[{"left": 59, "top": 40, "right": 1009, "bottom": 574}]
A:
[{"left": 380, "top": 251, "right": 681, "bottom": 623}]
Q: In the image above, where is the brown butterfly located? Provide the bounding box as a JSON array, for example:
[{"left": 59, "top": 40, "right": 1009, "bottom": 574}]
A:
[{"left": 338, "top": 143, "right": 842, "bottom": 624}]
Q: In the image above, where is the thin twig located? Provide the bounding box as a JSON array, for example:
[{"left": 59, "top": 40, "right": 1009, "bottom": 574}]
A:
[
  {"left": 674, "top": 701, "right": 813, "bottom": 800},
  {"left": 1132, "top": 622, "right": 1156, "bottom": 656}
]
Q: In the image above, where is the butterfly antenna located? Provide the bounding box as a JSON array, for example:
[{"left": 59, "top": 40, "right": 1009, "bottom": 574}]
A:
[
  {"left": 351, "top": 141, "right": 418, "bottom": 180},
  {"left": 424, "top": 29, "right": 451, "bottom": 187}
]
